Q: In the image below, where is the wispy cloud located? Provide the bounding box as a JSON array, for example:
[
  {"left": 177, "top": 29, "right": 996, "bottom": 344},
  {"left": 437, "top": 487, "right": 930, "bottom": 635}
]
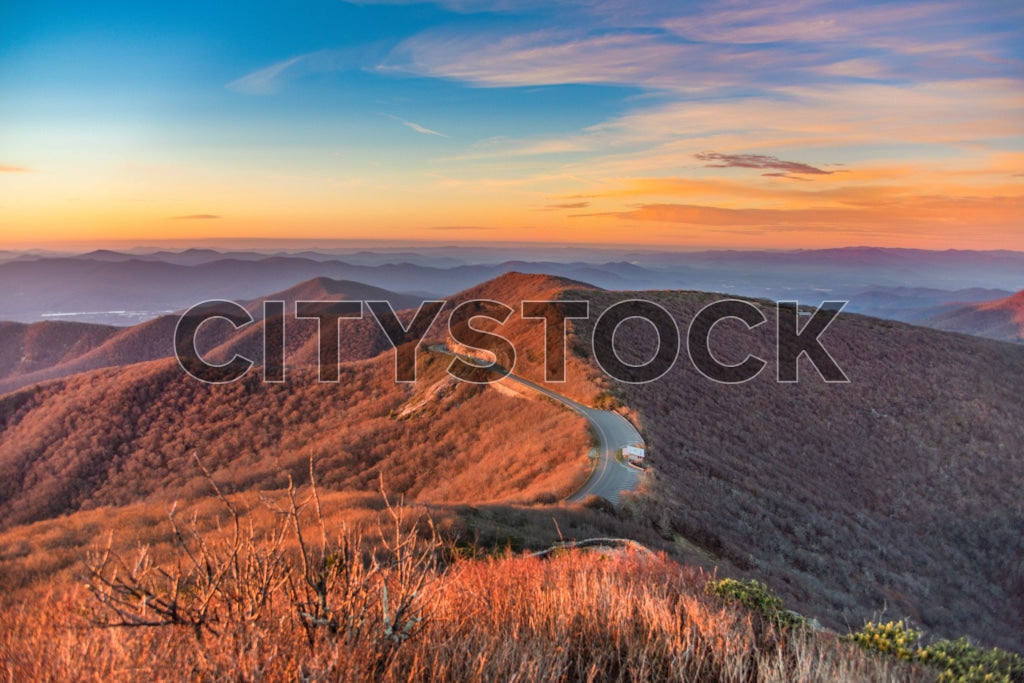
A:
[
  {"left": 695, "top": 152, "right": 833, "bottom": 176},
  {"left": 384, "top": 114, "right": 448, "bottom": 137},
  {"left": 384, "top": 30, "right": 717, "bottom": 90},
  {"left": 557, "top": 155, "right": 1024, "bottom": 205},
  {"left": 176, "top": 0, "right": 1024, "bottom": 247},
  {"left": 427, "top": 225, "right": 497, "bottom": 230},
  {"left": 443, "top": 76, "right": 1024, "bottom": 180},
  {"left": 228, "top": 43, "right": 391, "bottom": 94},
  {"left": 0, "top": 165, "right": 31, "bottom": 173},
  {"left": 578, "top": 195, "right": 1024, "bottom": 237},
  {"left": 228, "top": 56, "right": 306, "bottom": 94},
  {"left": 662, "top": 0, "right": 939, "bottom": 45},
  {"left": 542, "top": 201, "right": 590, "bottom": 210},
  {"left": 762, "top": 172, "right": 813, "bottom": 181},
  {"left": 382, "top": 1, "right": 1022, "bottom": 95},
  {"left": 172, "top": 214, "right": 221, "bottom": 220}
]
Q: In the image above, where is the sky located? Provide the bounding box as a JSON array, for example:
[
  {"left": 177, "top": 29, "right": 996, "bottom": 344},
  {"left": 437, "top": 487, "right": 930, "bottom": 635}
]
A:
[{"left": 1, "top": 0, "right": 1022, "bottom": 250}]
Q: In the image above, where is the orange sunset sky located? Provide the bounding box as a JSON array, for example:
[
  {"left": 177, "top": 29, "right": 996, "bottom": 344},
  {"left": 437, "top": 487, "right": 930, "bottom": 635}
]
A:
[{"left": 1, "top": 0, "right": 1022, "bottom": 250}]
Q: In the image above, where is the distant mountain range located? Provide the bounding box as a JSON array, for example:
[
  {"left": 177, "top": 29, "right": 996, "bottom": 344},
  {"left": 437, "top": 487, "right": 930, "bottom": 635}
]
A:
[
  {"left": 0, "top": 277, "right": 423, "bottom": 395},
  {"left": 1, "top": 247, "right": 1021, "bottom": 333}
]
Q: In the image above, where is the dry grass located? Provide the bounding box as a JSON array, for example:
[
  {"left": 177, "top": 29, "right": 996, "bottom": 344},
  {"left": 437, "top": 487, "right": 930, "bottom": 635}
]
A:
[
  {"left": 0, "top": 466, "right": 928, "bottom": 681},
  {"left": 1, "top": 533, "right": 929, "bottom": 682}
]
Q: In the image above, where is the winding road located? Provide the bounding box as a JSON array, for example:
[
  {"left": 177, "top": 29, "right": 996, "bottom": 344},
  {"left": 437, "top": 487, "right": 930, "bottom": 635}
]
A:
[{"left": 430, "top": 345, "right": 644, "bottom": 506}]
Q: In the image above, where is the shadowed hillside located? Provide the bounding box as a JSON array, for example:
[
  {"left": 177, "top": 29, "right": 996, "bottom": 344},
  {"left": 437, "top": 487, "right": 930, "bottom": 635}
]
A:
[
  {"left": 564, "top": 287, "right": 1024, "bottom": 652},
  {"left": 196, "top": 277, "right": 424, "bottom": 377}
]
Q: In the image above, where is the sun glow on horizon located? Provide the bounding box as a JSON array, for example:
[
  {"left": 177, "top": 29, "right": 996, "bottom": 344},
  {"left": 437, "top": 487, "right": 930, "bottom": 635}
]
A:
[{"left": 2, "top": 1, "right": 1021, "bottom": 251}]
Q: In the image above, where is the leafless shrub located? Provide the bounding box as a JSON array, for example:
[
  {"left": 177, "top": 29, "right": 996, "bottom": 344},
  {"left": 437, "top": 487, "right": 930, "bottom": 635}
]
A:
[
  {"left": 82, "top": 455, "right": 442, "bottom": 679},
  {"left": 279, "top": 465, "right": 439, "bottom": 676},
  {"left": 82, "top": 454, "right": 289, "bottom": 639}
]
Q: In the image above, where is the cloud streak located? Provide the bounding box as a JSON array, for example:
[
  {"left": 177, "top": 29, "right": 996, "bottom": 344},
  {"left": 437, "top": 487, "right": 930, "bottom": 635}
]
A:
[
  {"left": 382, "top": 1, "right": 1023, "bottom": 93},
  {"left": 172, "top": 214, "right": 221, "bottom": 220},
  {"left": 0, "top": 165, "right": 31, "bottom": 173},
  {"left": 385, "top": 114, "right": 448, "bottom": 137},
  {"left": 426, "top": 225, "right": 497, "bottom": 230},
  {"left": 228, "top": 56, "right": 306, "bottom": 94},
  {"left": 445, "top": 77, "right": 1024, "bottom": 180},
  {"left": 543, "top": 201, "right": 590, "bottom": 210},
  {"left": 578, "top": 194, "right": 1024, "bottom": 235},
  {"left": 228, "top": 43, "right": 393, "bottom": 94},
  {"left": 695, "top": 152, "right": 833, "bottom": 176},
  {"left": 385, "top": 30, "right": 703, "bottom": 89}
]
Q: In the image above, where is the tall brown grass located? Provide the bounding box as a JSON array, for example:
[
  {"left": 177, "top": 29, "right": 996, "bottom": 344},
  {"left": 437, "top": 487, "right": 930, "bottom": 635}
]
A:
[
  {"left": 0, "top": 552, "right": 930, "bottom": 682},
  {"left": 1, "top": 489, "right": 929, "bottom": 682}
]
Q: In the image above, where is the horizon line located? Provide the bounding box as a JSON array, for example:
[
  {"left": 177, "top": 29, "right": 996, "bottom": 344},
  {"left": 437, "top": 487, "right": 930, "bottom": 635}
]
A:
[{"left": 2, "top": 239, "right": 1023, "bottom": 256}]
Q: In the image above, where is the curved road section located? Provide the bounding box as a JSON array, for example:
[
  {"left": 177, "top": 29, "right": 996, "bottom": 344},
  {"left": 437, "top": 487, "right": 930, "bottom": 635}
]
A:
[{"left": 431, "top": 345, "right": 644, "bottom": 506}]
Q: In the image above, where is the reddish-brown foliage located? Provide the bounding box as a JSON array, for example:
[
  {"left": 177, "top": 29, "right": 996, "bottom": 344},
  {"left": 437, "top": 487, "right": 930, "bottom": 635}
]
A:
[
  {"left": 0, "top": 350, "right": 590, "bottom": 530},
  {"left": 925, "top": 288, "right": 1024, "bottom": 343}
]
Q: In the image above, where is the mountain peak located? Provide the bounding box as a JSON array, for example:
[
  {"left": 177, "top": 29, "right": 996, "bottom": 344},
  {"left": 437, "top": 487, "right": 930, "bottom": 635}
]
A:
[
  {"left": 255, "top": 277, "right": 423, "bottom": 310},
  {"left": 452, "top": 271, "right": 599, "bottom": 304}
]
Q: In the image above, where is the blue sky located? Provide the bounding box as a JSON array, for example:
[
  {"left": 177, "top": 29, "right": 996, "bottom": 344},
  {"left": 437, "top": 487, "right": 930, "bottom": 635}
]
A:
[{"left": 1, "top": 0, "right": 1022, "bottom": 249}]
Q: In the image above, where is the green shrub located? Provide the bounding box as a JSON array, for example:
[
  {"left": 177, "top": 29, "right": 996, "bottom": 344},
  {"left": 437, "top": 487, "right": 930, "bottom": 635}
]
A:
[
  {"left": 846, "top": 622, "right": 1024, "bottom": 682},
  {"left": 844, "top": 620, "right": 921, "bottom": 661},
  {"left": 922, "top": 637, "right": 1024, "bottom": 683},
  {"left": 707, "top": 578, "right": 805, "bottom": 628}
]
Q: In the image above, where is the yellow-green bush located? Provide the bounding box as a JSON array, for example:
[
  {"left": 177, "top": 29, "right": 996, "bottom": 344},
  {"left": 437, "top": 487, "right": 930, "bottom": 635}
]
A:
[
  {"left": 923, "top": 637, "right": 1024, "bottom": 683},
  {"left": 707, "top": 577, "right": 805, "bottom": 628},
  {"left": 846, "top": 622, "right": 1024, "bottom": 682},
  {"left": 844, "top": 620, "right": 921, "bottom": 661}
]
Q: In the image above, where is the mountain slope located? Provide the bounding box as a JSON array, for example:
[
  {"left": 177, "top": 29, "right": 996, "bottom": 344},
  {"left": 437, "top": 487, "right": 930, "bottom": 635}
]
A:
[
  {"left": 565, "top": 287, "right": 1024, "bottom": 652},
  {"left": 844, "top": 286, "right": 1013, "bottom": 322},
  {"left": 921, "top": 289, "right": 1024, "bottom": 342},
  {"left": 423, "top": 272, "right": 604, "bottom": 402},
  {"left": 0, "top": 271, "right": 608, "bottom": 531},
  {"left": 0, "top": 277, "right": 423, "bottom": 395},
  {"left": 0, "top": 352, "right": 590, "bottom": 531},
  {"left": 0, "top": 320, "right": 120, "bottom": 383}
]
